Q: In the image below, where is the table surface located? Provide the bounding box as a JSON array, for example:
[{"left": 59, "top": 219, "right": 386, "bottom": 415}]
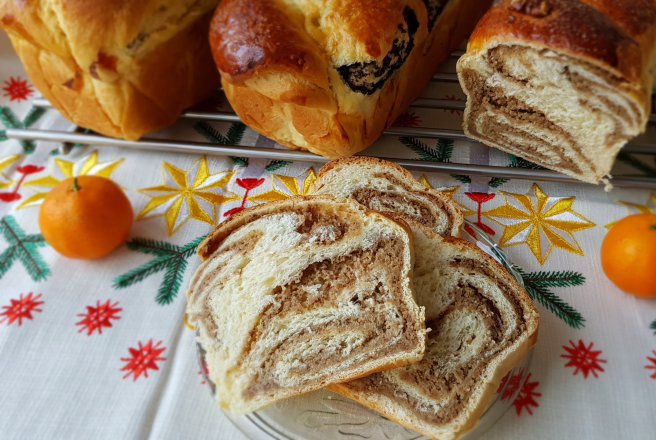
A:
[{"left": 1, "top": 32, "right": 655, "bottom": 440}]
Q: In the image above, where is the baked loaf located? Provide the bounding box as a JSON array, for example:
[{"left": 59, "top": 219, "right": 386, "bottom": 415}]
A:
[
  {"left": 457, "top": 0, "right": 656, "bottom": 183},
  {"left": 210, "top": 0, "right": 492, "bottom": 158},
  {"left": 0, "top": 0, "right": 220, "bottom": 140},
  {"left": 186, "top": 196, "right": 427, "bottom": 413},
  {"left": 311, "top": 157, "right": 464, "bottom": 238},
  {"left": 312, "top": 159, "right": 539, "bottom": 440}
]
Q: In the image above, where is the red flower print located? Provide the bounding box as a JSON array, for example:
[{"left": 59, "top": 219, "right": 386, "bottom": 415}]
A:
[
  {"left": 498, "top": 369, "right": 524, "bottom": 401},
  {"left": 2, "top": 76, "right": 34, "bottom": 102},
  {"left": 198, "top": 360, "right": 210, "bottom": 385},
  {"left": 76, "top": 300, "right": 122, "bottom": 336},
  {"left": 225, "top": 178, "right": 266, "bottom": 218},
  {"left": 513, "top": 373, "right": 541, "bottom": 416},
  {"left": 443, "top": 94, "right": 465, "bottom": 116},
  {"left": 393, "top": 111, "right": 422, "bottom": 127},
  {"left": 0, "top": 164, "right": 44, "bottom": 203},
  {"left": 646, "top": 351, "right": 656, "bottom": 380},
  {"left": 121, "top": 339, "right": 167, "bottom": 381},
  {"left": 561, "top": 340, "right": 607, "bottom": 379},
  {"left": 0, "top": 292, "right": 44, "bottom": 326}
]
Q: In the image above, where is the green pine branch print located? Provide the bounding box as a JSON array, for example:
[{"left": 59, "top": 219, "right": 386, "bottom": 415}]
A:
[
  {"left": 617, "top": 152, "right": 656, "bottom": 177},
  {"left": 518, "top": 268, "right": 586, "bottom": 329},
  {"left": 113, "top": 235, "right": 205, "bottom": 305},
  {"left": 0, "top": 106, "right": 47, "bottom": 153},
  {"left": 508, "top": 154, "right": 545, "bottom": 170},
  {"left": 400, "top": 136, "right": 453, "bottom": 162},
  {"left": 0, "top": 216, "right": 50, "bottom": 282},
  {"left": 451, "top": 174, "right": 471, "bottom": 184},
  {"left": 266, "top": 160, "right": 292, "bottom": 172},
  {"left": 488, "top": 177, "right": 510, "bottom": 188},
  {"left": 193, "top": 121, "right": 249, "bottom": 167},
  {"left": 651, "top": 319, "right": 656, "bottom": 335}
]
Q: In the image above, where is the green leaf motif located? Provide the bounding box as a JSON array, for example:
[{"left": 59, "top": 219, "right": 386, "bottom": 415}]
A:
[
  {"left": 0, "top": 106, "right": 46, "bottom": 154},
  {"left": 113, "top": 235, "right": 205, "bottom": 305},
  {"left": 488, "top": 177, "right": 510, "bottom": 188},
  {"left": 266, "top": 160, "right": 292, "bottom": 172},
  {"left": 451, "top": 174, "right": 471, "bottom": 184},
  {"left": 518, "top": 268, "right": 586, "bottom": 329},
  {"left": 400, "top": 136, "right": 453, "bottom": 162},
  {"left": 508, "top": 154, "right": 545, "bottom": 170},
  {"left": 651, "top": 319, "right": 656, "bottom": 335},
  {"left": 0, "top": 215, "right": 50, "bottom": 282},
  {"left": 194, "top": 121, "right": 249, "bottom": 167}
]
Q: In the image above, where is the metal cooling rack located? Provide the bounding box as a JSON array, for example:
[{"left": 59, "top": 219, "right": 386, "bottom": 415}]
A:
[{"left": 6, "top": 67, "right": 656, "bottom": 189}]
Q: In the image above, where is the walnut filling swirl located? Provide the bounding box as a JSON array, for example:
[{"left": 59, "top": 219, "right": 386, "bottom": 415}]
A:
[{"left": 343, "top": 257, "right": 527, "bottom": 424}]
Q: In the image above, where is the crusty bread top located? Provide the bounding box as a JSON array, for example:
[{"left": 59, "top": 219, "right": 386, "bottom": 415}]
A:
[
  {"left": 466, "top": 0, "right": 656, "bottom": 87},
  {"left": 0, "top": 0, "right": 219, "bottom": 78},
  {"left": 311, "top": 156, "right": 464, "bottom": 237}
]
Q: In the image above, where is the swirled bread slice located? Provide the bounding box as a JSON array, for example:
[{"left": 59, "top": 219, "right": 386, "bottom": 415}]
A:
[
  {"left": 186, "top": 196, "right": 426, "bottom": 414},
  {"left": 457, "top": 0, "right": 656, "bottom": 183},
  {"left": 311, "top": 157, "right": 463, "bottom": 237},
  {"left": 312, "top": 159, "right": 538, "bottom": 439},
  {"left": 330, "top": 231, "right": 539, "bottom": 440}
]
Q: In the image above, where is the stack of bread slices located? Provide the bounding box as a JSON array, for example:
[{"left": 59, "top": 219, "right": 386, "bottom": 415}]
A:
[{"left": 186, "top": 158, "right": 539, "bottom": 440}]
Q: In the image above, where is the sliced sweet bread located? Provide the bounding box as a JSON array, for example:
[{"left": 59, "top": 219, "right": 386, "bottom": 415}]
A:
[
  {"left": 310, "top": 157, "right": 464, "bottom": 237},
  {"left": 312, "top": 158, "right": 538, "bottom": 439},
  {"left": 330, "top": 230, "right": 539, "bottom": 440},
  {"left": 186, "top": 196, "right": 426, "bottom": 414}
]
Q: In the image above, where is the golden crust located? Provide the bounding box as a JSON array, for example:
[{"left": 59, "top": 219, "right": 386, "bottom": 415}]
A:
[
  {"left": 0, "top": 0, "right": 221, "bottom": 139},
  {"left": 466, "top": 0, "right": 656, "bottom": 108},
  {"left": 210, "top": 0, "right": 493, "bottom": 158}
]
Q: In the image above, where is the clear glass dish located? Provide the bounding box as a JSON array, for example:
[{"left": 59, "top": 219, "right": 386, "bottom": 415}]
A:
[{"left": 197, "top": 220, "right": 533, "bottom": 440}]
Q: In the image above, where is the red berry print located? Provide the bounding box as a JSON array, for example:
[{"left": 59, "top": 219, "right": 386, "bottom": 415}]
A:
[
  {"left": 121, "top": 339, "right": 167, "bottom": 381},
  {"left": 76, "top": 300, "right": 122, "bottom": 336},
  {"left": 561, "top": 340, "right": 607, "bottom": 379},
  {"left": 198, "top": 359, "right": 210, "bottom": 385},
  {"left": 646, "top": 351, "right": 656, "bottom": 380},
  {"left": 0, "top": 164, "right": 44, "bottom": 203},
  {"left": 2, "top": 76, "right": 34, "bottom": 102},
  {"left": 225, "top": 178, "right": 266, "bottom": 218},
  {"left": 0, "top": 292, "right": 43, "bottom": 326},
  {"left": 513, "top": 373, "right": 541, "bottom": 416}
]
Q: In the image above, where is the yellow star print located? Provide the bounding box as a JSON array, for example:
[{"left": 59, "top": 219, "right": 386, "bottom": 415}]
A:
[
  {"left": 19, "top": 150, "right": 123, "bottom": 209},
  {"left": 249, "top": 168, "right": 317, "bottom": 203},
  {"left": 484, "top": 183, "right": 595, "bottom": 264},
  {"left": 137, "top": 157, "right": 238, "bottom": 235},
  {"left": 0, "top": 155, "right": 21, "bottom": 190},
  {"left": 417, "top": 174, "right": 475, "bottom": 217},
  {"left": 605, "top": 193, "right": 656, "bottom": 230}
]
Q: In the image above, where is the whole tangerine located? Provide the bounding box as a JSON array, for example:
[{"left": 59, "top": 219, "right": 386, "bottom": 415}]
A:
[
  {"left": 601, "top": 213, "right": 656, "bottom": 298},
  {"left": 39, "top": 176, "right": 133, "bottom": 259}
]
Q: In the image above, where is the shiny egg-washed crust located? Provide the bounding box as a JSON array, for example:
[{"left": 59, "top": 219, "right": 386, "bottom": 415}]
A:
[
  {"left": 329, "top": 235, "right": 539, "bottom": 440},
  {"left": 0, "top": 0, "right": 221, "bottom": 140},
  {"left": 210, "top": 0, "right": 492, "bottom": 158},
  {"left": 465, "top": 0, "right": 656, "bottom": 117}
]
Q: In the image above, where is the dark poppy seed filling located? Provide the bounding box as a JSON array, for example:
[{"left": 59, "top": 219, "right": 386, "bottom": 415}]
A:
[
  {"left": 422, "top": 0, "right": 449, "bottom": 31},
  {"left": 337, "top": 7, "right": 419, "bottom": 95}
]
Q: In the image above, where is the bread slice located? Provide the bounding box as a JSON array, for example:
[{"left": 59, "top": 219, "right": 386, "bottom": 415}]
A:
[
  {"left": 330, "top": 230, "right": 539, "bottom": 440},
  {"left": 310, "top": 157, "right": 464, "bottom": 237},
  {"left": 312, "top": 159, "right": 538, "bottom": 440},
  {"left": 186, "top": 196, "right": 426, "bottom": 414}
]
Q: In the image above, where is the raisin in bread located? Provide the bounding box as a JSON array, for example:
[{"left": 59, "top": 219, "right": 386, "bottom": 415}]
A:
[
  {"left": 186, "top": 196, "right": 426, "bottom": 413},
  {"left": 312, "top": 158, "right": 539, "bottom": 440},
  {"left": 457, "top": 0, "right": 656, "bottom": 183},
  {"left": 209, "top": 0, "right": 492, "bottom": 158},
  {"left": 310, "top": 157, "right": 463, "bottom": 238}
]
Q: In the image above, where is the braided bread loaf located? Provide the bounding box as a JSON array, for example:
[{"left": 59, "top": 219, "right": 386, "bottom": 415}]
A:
[
  {"left": 457, "top": 0, "right": 656, "bottom": 183},
  {"left": 186, "top": 196, "right": 426, "bottom": 413}
]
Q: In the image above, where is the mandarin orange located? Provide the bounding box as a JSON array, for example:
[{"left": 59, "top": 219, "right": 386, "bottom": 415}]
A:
[
  {"left": 39, "top": 176, "right": 133, "bottom": 259},
  {"left": 601, "top": 213, "right": 656, "bottom": 298}
]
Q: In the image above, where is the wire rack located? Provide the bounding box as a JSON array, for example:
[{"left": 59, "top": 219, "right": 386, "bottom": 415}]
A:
[{"left": 6, "top": 52, "right": 656, "bottom": 189}]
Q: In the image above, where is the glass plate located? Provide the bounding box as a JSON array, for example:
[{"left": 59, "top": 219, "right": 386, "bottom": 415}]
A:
[{"left": 197, "top": 220, "right": 533, "bottom": 440}]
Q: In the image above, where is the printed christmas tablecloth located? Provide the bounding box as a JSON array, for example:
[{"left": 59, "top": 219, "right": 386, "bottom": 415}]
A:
[{"left": 1, "top": 32, "right": 655, "bottom": 440}]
